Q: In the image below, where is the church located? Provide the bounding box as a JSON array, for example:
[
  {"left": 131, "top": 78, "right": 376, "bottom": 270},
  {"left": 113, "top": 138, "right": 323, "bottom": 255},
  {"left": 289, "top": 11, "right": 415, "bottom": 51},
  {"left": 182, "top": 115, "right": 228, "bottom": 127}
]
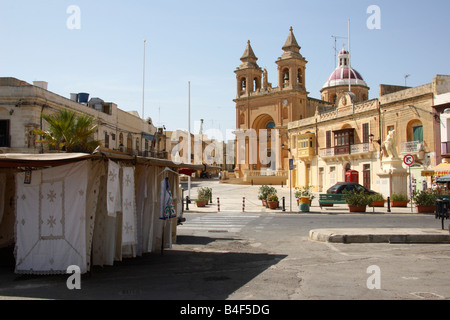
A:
[{"left": 233, "top": 27, "right": 449, "bottom": 197}]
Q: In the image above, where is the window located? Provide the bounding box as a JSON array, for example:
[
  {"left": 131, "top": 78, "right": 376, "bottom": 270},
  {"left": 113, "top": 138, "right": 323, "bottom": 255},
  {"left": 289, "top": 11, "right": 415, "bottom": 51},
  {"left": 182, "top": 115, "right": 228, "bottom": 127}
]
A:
[
  {"left": 362, "top": 123, "right": 369, "bottom": 144},
  {"left": 266, "top": 122, "right": 275, "bottom": 129},
  {"left": 297, "top": 69, "right": 303, "bottom": 85},
  {"left": 104, "top": 132, "right": 110, "bottom": 149},
  {"left": 330, "top": 167, "right": 336, "bottom": 186},
  {"left": 0, "top": 120, "right": 10, "bottom": 147},
  {"left": 326, "top": 131, "right": 332, "bottom": 149},
  {"left": 413, "top": 126, "right": 423, "bottom": 142}
]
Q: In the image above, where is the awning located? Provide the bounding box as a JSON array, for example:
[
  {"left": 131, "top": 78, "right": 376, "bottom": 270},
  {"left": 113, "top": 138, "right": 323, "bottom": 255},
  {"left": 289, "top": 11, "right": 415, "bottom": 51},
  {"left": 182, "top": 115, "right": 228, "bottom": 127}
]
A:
[
  {"left": 421, "top": 162, "right": 450, "bottom": 177},
  {"left": 436, "top": 174, "right": 450, "bottom": 183},
  {"left": 178, "top": 168, "right": 197, "bottom": 176}
]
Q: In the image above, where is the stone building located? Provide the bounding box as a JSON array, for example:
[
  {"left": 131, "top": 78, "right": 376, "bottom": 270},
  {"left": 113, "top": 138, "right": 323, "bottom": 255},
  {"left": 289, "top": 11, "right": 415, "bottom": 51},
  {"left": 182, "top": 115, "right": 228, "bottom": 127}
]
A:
[
  {"left": 232, "top": 28, "right": 450, "bottom": 196},
  {"left": 233, "top": 27, "right": 312, "bottom": 184},
  {"left": 289, "top": 75, "right": 450, "bottom": 197},
  {"left": 0, "top": 78, "right": 167, "bottom": 158}
]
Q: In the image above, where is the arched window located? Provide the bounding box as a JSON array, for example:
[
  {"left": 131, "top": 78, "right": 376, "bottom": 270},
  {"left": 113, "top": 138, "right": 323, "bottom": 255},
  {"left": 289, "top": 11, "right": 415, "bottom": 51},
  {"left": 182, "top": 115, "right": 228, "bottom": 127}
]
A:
[
  {"left": 253, "top": 77, "right": 260, "bottom": 91},
  {"left": 266, "top": 122, "right": 275, "bottom": 129},
  {"left": 297, "top": 68, "right": 303, "bottom": 85},
  {"left": 241, "top": 77, "right": 247, "bottom": 91},
  {"left": 282, "top": 68, "right": 289, "bottom": 88}
]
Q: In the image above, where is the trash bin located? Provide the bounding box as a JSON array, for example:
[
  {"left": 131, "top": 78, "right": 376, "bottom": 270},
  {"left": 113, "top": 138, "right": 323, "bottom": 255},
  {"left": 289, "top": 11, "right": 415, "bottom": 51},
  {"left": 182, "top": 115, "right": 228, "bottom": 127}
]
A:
[{"left": 299, "top": 196, "right": 310, "bottom": 212}]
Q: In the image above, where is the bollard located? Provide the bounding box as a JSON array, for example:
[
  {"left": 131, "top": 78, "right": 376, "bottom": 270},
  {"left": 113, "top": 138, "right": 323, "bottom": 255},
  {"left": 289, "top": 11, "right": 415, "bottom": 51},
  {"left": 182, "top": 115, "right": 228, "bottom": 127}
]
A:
[
  {"left": 182, "top": 189, "right": 184, "bottom": 214},
  {"left": 387, "top": 196, "right": 391, "bottom": 213},
  {"left": 282, "top": 197, "right": 286, "bottom": 212},
  {"left": 185, "top": 196, "right": 189, "bottom": 211},
  {"left": 210, "top": 191, "right": 212, "bottom": 204},
  {"left": 242, "top": 197, "right": 245, "bottom": 212},
  {"left": 217, "top": 197, "right": 220, "bottom": 212}
]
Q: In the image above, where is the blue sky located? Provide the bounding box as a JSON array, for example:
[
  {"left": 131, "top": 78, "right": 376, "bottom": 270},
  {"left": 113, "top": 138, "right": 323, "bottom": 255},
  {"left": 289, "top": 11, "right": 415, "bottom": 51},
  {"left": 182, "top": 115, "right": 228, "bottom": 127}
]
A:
[{"left": 1, "top": 0, "right": 449, "bottom": 135}]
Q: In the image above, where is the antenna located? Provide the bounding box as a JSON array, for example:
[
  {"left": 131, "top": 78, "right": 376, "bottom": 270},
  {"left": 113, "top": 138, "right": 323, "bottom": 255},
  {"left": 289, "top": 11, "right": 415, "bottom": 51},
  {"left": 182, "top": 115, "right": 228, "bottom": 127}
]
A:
[
  {"left": 331, "top": 35, "right": 347, "bottom": 69},
  {"left": 404, "top": 74, "right": 411, "bottom": 87}
]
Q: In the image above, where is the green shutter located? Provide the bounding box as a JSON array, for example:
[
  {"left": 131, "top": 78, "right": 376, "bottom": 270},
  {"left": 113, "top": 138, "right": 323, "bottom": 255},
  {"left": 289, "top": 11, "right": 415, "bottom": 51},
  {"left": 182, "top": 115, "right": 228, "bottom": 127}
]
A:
[{"left": 413, "top": 126, "right": 423, "bottom": 142}]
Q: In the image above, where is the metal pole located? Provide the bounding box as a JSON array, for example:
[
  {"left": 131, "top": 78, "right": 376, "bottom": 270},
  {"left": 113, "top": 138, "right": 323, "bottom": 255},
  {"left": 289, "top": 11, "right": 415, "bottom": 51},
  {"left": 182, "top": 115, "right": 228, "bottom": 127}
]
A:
[
  {"left": 348, "top": 19, "right": 351, "bottom": 92},
  {"left": 289, "top": 166, "right": 292, "bottom": 212},
  {"left": 142, "top": 39, "right": 146, "bottom": 120},
  {"left": 282, "top": 196, "right": 286, "bottom": 212},
  {"left": 387, "top": 196, "right": 391, "bottom": 213},
  {"left": 410, "top": 165, "right": 413, "bottom": 213},
  {"left": 188, "top": 81, "right": 191, "bottom": 200}
]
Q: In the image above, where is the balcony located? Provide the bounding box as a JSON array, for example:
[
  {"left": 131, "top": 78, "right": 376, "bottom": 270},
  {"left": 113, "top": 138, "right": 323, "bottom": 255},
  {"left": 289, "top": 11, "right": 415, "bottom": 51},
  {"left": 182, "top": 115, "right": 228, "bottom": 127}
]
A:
[
  {"left": 320, "top": 143, "right": 374, "bottom": 161},
  {"left": 297, "top": 133, "right": 315, "bottom": 160}
]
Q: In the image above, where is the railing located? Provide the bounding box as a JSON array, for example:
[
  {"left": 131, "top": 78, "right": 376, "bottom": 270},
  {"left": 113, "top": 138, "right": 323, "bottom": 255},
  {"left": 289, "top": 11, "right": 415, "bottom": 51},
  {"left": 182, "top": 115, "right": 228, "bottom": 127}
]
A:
[
  {"left": 320, "top": 143, "right": 373, "bottom": 158},
  {"left": 400, "top": 140, "right": 423, "bottom": 154},
  {"left": 244, "top": 169, "right": 288, "bottom": 177}
]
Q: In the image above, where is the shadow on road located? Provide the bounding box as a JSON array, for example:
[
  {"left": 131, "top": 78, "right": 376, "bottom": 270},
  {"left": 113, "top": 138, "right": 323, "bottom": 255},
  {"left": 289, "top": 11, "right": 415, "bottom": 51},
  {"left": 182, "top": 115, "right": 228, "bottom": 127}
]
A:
[{"left": 0, "top": 242, "right": 286, "bottom": 300}]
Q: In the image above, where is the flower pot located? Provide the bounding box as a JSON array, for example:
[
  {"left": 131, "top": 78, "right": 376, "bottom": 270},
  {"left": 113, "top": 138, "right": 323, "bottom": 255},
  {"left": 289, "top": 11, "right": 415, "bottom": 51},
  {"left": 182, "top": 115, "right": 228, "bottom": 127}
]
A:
[
  {"left": 416, "top": 205, "right": 435, "bottom": 213},
  {"left": 262, "top": 200, "right": 267, "bottom": 207},
  {"left": 348, "top": 205, "right": 367, "bottom": 213},
  {"left": 391, "top": 200, "right": 408, "bottom": 207},
  {"left": 369, "top": 200, "right": 385, "bottom": 208},
  {"left": 267, "top": 201, "right": 278, "bottom": 210},
  {"left": 196, "top": 200, "right": 208, "bottom": 207}
]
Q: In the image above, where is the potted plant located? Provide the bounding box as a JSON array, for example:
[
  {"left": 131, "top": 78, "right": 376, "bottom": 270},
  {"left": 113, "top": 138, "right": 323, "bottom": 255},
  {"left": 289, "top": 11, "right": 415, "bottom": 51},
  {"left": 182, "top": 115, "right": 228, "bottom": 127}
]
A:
[
  {"left": 195, "top": 187, "right": 211, "bottom": 207},
  {"left": 368, "top": 193, "right": 385, "bottom": 207},
  {"left": 390, "top": 193, "right": 409, "bottom": 207},
  {"left": 267, "top": 194, "right": 279, "bottom": 210},
  {"left": 295, "top": 186, "right": 315, "bottom": 206},
  {"left": 412, "top": 190, "right": 438, "bottom": 213},
  {"left": 258, "top": 185, "right": 277, "bottom": 206},
  {"left": 344, "top": 190, "right": 371, "bottom": 213}
]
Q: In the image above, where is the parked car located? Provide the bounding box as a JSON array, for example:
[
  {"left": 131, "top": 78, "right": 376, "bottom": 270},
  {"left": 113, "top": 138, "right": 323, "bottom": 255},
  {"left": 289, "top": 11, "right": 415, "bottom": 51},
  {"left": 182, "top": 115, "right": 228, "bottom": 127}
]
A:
[{"left": 326, "top": 182, "right": 376, "bottom": 194}]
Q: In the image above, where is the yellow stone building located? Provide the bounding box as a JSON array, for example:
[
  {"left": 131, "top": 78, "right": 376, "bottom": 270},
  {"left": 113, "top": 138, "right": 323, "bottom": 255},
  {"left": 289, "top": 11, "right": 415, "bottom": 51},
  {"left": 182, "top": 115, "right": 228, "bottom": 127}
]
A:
[{"left": 233, "top": 28, "right": 450, "bottom": 197}]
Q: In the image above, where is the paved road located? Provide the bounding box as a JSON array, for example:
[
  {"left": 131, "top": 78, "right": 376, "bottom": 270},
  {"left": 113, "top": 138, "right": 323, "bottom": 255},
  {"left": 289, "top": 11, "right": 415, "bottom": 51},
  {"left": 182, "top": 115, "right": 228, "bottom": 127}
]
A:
[{"left": 1, "top": 178, "right": 450, "bottom": 302}]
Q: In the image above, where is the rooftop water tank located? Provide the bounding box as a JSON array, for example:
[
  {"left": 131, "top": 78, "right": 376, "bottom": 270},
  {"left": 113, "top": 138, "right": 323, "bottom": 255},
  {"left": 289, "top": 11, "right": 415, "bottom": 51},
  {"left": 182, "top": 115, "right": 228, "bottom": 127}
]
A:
[{"left": 78, "top": 92, "right": 90, "bottom": 103}]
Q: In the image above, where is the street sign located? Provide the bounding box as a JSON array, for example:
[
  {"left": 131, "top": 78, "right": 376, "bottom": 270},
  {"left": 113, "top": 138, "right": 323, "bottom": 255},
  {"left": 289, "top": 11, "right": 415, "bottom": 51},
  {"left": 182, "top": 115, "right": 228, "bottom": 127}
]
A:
[
  {"left": 403, "top": 154, "right": 415, "bottom": 166},
  {"left": 289, "top": 158, "right": 294, "bottom": 171}
]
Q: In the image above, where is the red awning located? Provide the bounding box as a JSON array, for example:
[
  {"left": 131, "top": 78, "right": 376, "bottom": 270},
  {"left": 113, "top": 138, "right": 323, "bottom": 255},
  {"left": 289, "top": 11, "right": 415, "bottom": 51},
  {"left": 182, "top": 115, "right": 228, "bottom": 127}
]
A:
[{"left": 179, "top": 168, "right": 197, "bottom": 176}]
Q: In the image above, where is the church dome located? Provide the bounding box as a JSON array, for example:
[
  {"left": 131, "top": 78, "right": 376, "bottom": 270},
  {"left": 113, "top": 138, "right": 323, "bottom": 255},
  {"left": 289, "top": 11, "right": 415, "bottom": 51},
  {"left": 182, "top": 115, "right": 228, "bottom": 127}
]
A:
[{"left": 322, "top": 45, "right": 368, "bottom": 89}]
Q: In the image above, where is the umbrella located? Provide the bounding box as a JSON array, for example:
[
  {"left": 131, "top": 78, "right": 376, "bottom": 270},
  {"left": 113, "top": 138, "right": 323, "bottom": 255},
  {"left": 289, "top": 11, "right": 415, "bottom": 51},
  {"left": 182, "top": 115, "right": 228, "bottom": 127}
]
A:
[{"left": 436, "top": 174, "right": 450, "bottom": 183}]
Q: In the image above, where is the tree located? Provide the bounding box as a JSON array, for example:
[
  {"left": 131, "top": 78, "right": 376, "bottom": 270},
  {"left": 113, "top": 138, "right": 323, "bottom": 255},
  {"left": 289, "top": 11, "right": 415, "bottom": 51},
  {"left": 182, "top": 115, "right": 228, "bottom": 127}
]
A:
[{"left": 35, "top": 109, "right": 101, "bottom": 153}]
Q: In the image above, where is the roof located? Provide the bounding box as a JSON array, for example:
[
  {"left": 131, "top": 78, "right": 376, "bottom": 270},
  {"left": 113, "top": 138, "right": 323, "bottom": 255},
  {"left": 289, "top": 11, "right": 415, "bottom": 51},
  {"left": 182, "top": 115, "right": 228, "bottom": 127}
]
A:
[
  {"left": 322, "top": 66, "right": 368, "bottom": 89},
  {"left": 0, "top": 147, "right": 221, "bottom": 172}
]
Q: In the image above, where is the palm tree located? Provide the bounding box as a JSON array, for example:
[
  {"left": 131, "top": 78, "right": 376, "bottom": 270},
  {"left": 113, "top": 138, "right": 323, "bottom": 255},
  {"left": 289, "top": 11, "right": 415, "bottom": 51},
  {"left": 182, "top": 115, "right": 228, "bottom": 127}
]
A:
[{"left": 35, "top": 109, "right": 101, "bottom": 153}]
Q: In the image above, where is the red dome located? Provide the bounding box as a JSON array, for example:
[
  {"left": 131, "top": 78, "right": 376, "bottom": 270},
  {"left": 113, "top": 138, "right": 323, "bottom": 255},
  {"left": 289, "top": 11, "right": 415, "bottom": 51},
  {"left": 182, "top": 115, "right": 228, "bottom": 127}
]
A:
[{"left": 322, "top": 66, "right": 367, "bottom": 89}]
